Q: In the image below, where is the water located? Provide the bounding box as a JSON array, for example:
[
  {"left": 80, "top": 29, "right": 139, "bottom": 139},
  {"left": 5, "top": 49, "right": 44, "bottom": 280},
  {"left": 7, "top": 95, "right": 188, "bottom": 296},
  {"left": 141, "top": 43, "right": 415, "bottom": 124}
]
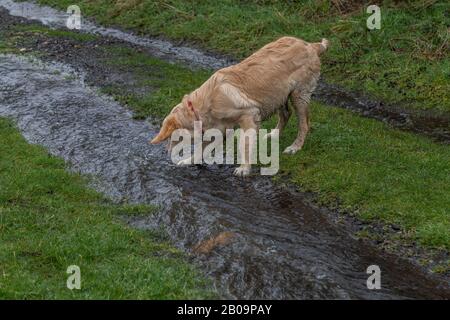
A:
[
  {"left": 0, "top": 54, "right": 448, "bottom": 299},
  {"left": 0, "top": 0, "right": 230, "bottom": 69}
]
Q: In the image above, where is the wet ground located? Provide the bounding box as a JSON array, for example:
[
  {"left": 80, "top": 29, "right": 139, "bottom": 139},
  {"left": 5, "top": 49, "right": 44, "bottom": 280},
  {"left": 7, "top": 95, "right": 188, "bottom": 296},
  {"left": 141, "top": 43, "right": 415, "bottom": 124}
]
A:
[
  {"left": 0, "top": 1, "right": 449, "bottom": 299},
  {"left": 1, "top": 54, "right": 449, "bottom": 299},
  {"left": 1, "top": 0, "right": 449, "bottom": 143}
]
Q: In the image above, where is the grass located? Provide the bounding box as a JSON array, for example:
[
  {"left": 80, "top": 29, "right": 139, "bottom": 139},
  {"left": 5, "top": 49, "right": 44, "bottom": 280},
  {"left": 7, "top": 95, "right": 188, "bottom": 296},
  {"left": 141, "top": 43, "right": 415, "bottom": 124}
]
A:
[
  {"left": 35, "top": 0, "right": 450, "bottom": 113},
  {"left": 12, "top": 24, "right": 98, "bottom": 42},
  {"left": 0, "top": 118, "right": 215, "bottom": 299},
  {"left": 99, "top": 45, "right": 211, "bottom": 119}
]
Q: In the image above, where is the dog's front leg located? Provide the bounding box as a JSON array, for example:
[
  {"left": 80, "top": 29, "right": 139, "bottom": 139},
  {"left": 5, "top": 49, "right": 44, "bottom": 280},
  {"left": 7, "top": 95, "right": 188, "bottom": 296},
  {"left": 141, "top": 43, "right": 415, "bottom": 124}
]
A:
[{"left": 234, "top": 114, "right": 259, "bottom": 177}]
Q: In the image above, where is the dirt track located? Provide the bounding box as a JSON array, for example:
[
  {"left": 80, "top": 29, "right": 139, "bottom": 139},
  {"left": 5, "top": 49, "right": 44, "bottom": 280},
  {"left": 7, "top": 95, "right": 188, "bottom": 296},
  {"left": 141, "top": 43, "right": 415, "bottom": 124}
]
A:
[{"left": 1, "top": 4, "right": 449, "bottom": 298}]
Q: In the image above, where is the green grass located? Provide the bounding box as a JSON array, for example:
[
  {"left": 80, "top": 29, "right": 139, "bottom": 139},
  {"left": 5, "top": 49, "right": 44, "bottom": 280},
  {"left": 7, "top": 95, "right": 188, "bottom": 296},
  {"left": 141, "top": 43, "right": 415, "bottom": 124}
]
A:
[
  {"left": 35, "top": 0, "right": 450, "bottom": 113},
  {"left": 0, "top": 118, "right": 215, "bottom": 299},
  {"left": 12, "top": 24, "right": 98, "bottom": 42},
  {"left": 99, "top": 45, "right": 211, "bottom": 119}
]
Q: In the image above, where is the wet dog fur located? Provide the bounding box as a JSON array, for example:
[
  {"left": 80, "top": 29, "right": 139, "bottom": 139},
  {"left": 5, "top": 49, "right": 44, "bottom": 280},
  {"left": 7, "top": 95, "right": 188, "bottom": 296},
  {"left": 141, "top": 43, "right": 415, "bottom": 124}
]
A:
[{"left": 151, "top": 36, "right": 329, "bottom": 176}]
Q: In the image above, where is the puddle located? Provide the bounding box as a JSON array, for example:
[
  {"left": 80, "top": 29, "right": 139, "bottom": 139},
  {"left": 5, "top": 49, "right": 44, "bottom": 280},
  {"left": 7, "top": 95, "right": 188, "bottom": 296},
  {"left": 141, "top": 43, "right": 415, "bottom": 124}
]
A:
[
  {"left": 1, "top": 54, "right": 448, "bottom": 299},
  {"left": 1, "top": 0, "right": 448, "bottom": 142}
]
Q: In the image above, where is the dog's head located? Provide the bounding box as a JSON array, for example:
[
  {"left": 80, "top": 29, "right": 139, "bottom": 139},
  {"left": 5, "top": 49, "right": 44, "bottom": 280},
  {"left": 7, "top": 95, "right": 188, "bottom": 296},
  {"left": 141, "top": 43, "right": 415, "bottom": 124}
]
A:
[{"left": 150, "top": 95, "right": 199, "bottom": 145}]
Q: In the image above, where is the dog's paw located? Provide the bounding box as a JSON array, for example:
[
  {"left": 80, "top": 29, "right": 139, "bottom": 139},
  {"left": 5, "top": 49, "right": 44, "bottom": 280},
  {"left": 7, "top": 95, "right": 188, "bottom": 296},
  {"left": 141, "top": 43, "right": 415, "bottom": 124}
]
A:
[
  {"left": 233, "top": 166, "right": 251, "bottom": 177},
  {"left": 283, "top": 145, "right": 300, "bottom": 154},
  {"left": 177, "top": 158, "right": 192, "bottom": 166}
]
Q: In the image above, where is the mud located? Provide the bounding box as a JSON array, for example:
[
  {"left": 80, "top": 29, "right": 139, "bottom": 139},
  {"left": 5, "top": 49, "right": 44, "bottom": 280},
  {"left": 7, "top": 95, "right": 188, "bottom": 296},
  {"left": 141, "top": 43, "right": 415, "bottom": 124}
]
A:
[
  {"left": 1, "top": 1, "right": 449, "bottom": 299},
  {"left": 1, "top": 0, "right": 448, "bottom": 142},
  {"left": 313, "top": 83, "right": 450, "bottom": 143},
  {"left": 1, "top": 54, "right": 449, "bottom": 299}
]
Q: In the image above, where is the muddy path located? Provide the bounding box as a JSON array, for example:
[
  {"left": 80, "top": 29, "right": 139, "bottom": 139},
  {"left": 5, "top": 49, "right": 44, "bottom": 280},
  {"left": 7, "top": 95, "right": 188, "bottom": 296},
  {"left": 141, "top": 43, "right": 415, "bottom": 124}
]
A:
[
  {"left": 1, "top": 54, "right": 449, "bottom": 299},
  {"left": 0, "top": 2, "right": 449, "bottom": 299},
  {"left": 1, "top": 0, "right": 449, "bottom": 143}
]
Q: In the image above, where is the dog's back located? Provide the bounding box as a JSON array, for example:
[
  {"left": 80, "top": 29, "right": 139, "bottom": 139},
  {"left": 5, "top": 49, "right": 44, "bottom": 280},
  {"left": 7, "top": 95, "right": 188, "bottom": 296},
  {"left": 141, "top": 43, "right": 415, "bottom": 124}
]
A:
[{"left": 215, "top": 36, "right": 327, "bottom": 118}]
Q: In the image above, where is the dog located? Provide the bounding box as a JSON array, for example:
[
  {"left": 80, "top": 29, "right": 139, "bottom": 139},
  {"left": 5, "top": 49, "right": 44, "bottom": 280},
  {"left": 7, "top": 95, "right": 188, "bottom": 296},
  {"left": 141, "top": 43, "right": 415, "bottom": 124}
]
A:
[{"left": 151, "top": 36, "right": 329, "bottom": 176}]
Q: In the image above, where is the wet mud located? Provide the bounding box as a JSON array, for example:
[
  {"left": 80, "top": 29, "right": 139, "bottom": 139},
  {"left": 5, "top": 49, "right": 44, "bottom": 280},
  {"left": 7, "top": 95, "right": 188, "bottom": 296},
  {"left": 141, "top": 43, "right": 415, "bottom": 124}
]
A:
[
  {"left": 1, "top": 0, "right": 448, "bottom": 142},
  {"left": 1, "top": 1, "right": 449, "bottom": 299},
  {"left": 313, "top": 83, "right": 450, "bottom": 143},
  {"left": 1, "top": 55, "right": 449, "bottom": 299}
]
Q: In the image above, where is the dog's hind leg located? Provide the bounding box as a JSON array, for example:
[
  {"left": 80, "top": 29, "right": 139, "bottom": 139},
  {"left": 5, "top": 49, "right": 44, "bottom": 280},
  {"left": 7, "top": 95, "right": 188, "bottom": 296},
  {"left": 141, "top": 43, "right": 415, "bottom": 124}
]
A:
[
  {"left": 283, "top": 86, "right": 314, "bottom": 154},
  {"left": 265, "top": 102, "right": 291, "bottom": 139}
]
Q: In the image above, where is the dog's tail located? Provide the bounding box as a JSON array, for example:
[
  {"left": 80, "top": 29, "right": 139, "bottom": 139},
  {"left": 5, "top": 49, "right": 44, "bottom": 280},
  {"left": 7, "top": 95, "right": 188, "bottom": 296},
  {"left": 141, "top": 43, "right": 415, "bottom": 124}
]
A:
[{"left": 313, "top": 38, "right": 329, "bottom": 55}]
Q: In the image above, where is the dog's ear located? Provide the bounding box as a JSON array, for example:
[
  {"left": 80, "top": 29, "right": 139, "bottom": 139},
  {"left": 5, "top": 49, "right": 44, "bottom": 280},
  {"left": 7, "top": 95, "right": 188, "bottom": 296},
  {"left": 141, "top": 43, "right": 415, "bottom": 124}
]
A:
[
  {"left": 150, "top": 114, "right": 179, "bottom": 144},
  {"left": 182, "top": 95, "right": 195, "bottom": 115},
  {"left": 187, "top": 100, "right": 194, "bottom": 112}
]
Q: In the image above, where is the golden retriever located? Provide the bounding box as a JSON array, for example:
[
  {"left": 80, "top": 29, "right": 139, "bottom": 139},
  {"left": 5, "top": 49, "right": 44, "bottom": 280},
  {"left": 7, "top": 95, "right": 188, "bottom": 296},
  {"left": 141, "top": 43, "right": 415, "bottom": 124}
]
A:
[{"left": 151, "top": 36, "right": 329, "bottom": 176}]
